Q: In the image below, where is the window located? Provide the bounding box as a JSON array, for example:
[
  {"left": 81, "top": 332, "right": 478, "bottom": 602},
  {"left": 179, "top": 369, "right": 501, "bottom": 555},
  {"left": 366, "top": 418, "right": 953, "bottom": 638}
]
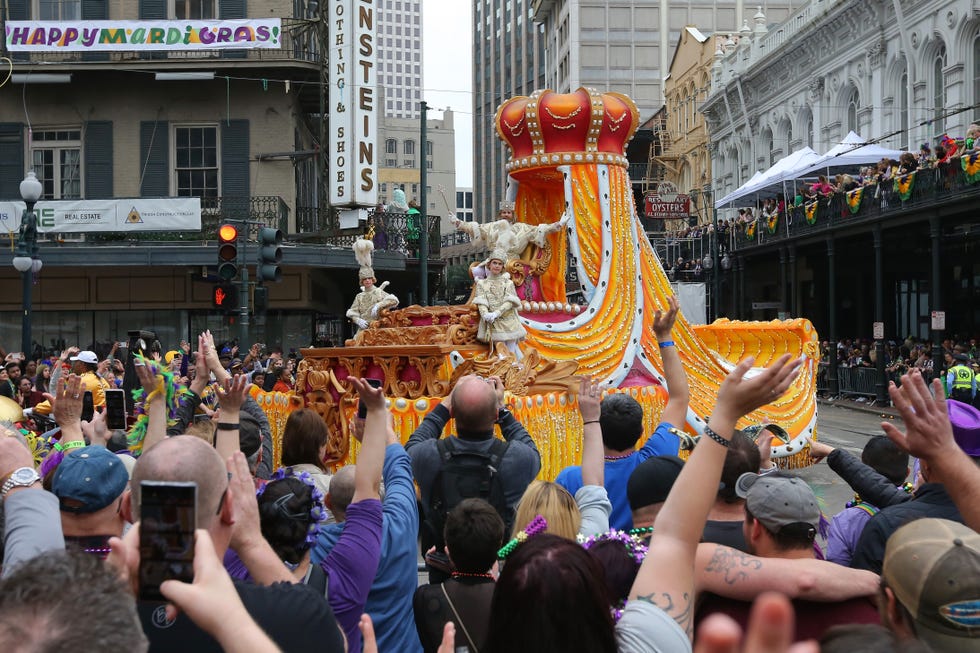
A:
[
  {"left": 31, "top": 129, "right": 81, "bottom": 199},
  {"left": 845, "top": 89, "right": 859, "bottom": 134},
  {"left": 173, "top": 125, "right": 219, "bottom": 198},
  {"left": 974, "top": 39, "right": 980, "bottom": 122},
  {"left": 900, "top": 67, "right": 910, "bottom": 150},
  {"left": 171, "top": 0, "right": 214, "bottom": 19},
  {"left": 385, "top": 138, "right": 397, "bottom": 154},
  {"left": 403, "top": 140, "right": 415, "bottom": 155},
  {"left": 36, "top": 0, "right": 79, "bottom": 19},
  {"left": 426, "top": 140, "right": 433, "bottom": 156},
  {"left": 934, "top": 44, "right": 947, "bottom": 135},
  {"left": 380, "top": 183, "right": 387, "bottom": 193}
]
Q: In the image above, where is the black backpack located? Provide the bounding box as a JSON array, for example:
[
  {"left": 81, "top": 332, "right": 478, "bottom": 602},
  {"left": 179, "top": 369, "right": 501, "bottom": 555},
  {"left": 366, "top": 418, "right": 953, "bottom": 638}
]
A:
[{"left": 422, "top": 438, "right": 512, "bottom": 551}]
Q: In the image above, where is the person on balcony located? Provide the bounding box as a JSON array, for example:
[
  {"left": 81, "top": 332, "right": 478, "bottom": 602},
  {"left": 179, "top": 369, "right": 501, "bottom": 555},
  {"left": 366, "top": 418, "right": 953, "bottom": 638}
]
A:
[
  {"left": 472, "top": 248, "right": 527, "bottom": 360},
  {"left": 451, "top": 201, "right": 569, "bottom": 280},
  {"left": 347, "top": 239, "right": 399, "bottom": 334}
]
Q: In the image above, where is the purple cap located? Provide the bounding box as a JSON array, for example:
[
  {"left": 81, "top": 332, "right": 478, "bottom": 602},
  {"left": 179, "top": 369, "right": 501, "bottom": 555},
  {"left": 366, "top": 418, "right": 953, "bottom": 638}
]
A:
[{"left": 947, "top": 400, "right": 980, "bottom": 457}]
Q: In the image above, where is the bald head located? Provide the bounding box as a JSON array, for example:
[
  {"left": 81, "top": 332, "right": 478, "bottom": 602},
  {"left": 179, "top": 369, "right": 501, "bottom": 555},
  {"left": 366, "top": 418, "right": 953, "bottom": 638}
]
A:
[
  {"left": 131, "top": 436, "right": 227, "bottom": 529},
  {"left": 327, "top": 465, "right": 357, "bottom": 520},
  {"left": 450, "top": 376, "right": 498, "bottom": 437}
]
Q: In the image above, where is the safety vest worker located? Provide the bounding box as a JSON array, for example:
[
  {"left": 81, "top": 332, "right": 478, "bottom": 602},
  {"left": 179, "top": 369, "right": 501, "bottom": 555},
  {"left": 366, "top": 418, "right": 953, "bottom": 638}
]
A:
[{"left": 947, "top": 358, "right": 976, "bottom": 402}]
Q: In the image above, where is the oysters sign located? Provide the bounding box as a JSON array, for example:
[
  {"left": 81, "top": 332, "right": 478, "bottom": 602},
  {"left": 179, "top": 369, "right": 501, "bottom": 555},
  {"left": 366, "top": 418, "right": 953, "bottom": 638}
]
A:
[
  {"left": 644, "top": 182, "right": 690, "bottom": 220},
  {"left": 329, "top": 0, "right": 377, "bottom": 207}
]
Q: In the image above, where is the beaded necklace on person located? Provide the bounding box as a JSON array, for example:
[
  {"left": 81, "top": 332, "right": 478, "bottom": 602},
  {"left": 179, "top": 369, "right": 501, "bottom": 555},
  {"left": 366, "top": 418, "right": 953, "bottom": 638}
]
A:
[
  {"left": 451, "top": 571, "right": 495, "bottom": 581},
  {"left": 603, "top": 451, "right": 634, "bottom": 461}
]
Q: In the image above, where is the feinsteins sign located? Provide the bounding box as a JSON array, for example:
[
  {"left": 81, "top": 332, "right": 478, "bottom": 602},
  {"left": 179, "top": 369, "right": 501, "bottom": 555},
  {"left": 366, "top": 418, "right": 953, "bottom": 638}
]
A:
[{"left": 329, "top": 0, "right": 377, "bottom": 208}]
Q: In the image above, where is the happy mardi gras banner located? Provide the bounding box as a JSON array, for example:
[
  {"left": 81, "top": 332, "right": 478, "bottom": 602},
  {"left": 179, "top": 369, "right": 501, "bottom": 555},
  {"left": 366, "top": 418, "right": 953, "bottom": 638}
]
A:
[{"left": 5, "top": 19, "right": 281, "bottom": 52}]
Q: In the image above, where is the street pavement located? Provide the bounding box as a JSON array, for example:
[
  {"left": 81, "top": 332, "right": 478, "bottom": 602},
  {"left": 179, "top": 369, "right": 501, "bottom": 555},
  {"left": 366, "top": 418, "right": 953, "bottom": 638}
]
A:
[{"left": 794, "top": 401, "right": 904, "bottom": 518}]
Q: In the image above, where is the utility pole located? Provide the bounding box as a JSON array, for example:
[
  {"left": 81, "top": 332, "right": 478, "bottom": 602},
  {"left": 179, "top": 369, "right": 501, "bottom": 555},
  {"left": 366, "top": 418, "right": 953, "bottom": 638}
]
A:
[
  {"left": 238, "top": 223, "right": 250, "bottom": 347},
  {"left": 419, "top": 100, "right": 430, "bottom": 305}
]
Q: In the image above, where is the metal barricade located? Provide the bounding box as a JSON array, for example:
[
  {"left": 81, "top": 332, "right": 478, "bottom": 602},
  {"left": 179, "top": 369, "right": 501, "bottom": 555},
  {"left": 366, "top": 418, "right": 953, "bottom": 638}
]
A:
[{"left": 836, "top": 366, "right": 879, "bottom": 399}]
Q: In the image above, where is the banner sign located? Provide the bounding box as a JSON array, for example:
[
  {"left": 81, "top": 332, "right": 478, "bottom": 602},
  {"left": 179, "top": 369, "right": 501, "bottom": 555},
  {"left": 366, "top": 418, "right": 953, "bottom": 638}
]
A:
[
  {"left": 4, "top": 19, "right": 281, "bottom": 52},
  {"left": 328, "top": 0, "right": 378, "bottom": 207},
  {"left": 0, "top": 198, "right": 201, "bottom": 233}
]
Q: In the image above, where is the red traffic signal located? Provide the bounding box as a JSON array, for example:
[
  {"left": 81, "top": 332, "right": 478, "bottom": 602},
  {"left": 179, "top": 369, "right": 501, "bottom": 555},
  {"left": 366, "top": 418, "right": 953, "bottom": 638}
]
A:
[{"left": 212, "top": 284, "right": 238, "bottom": 311}]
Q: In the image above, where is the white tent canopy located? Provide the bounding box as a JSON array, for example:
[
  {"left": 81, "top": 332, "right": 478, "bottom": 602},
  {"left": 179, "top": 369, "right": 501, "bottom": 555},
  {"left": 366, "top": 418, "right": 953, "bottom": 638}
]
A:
[
  {"left": 715, "top": 170, "right": 763, "bottom": 206},
  {"left": 795, "top": 131, "right": 906, "bottom": 177},
  {"left": 714, "top": 147, "right": 822, "bottom": 208}
]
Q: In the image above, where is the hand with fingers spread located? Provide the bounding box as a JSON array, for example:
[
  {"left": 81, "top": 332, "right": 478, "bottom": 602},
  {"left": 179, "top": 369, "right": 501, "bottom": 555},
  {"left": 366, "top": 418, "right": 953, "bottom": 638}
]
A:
[
  {"left": 133, "top": 358, "right": 160, "bottom": 396},
  {"left": 881, "top": 370, "right": 957, "bottom": 459},
  {"left": 653, "top": 295, "right": 680, "bottom": 341},
  {"left": 51, "top": 374, "right": 84, "bottom": 440},
  {"left": 189, "top": 335, "right": 211, "bottom": 395},
  {"left": 216, "top": 374, "right": 249, "bottom": 415},
  {"left": 714, "top": 355, "right": 803, "bottom": 426}
]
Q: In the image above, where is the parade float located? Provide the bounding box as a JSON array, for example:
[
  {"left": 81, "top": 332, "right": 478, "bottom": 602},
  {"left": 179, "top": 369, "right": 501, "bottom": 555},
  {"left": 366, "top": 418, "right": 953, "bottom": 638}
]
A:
[{"left": 284, "top": 88, "right": 819, "bottom": 477}]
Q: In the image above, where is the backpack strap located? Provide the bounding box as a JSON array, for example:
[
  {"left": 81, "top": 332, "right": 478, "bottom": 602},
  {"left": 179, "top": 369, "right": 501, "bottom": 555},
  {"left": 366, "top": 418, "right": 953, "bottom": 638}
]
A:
[
  {"left": 304, "top": 562, "right": 329, "bottom": 599},
  {"left": 437, "top": 437, "right": 455, "bottom": 463},
  {"left": 486, "top": 437, "right": 509, "bottom": 468}
]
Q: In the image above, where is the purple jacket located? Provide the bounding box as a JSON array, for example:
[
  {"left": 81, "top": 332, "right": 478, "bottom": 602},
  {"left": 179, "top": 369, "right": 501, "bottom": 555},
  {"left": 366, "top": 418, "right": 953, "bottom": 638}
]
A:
[{"left": 825, "top": 502, "right": 877, "bottom": 566}]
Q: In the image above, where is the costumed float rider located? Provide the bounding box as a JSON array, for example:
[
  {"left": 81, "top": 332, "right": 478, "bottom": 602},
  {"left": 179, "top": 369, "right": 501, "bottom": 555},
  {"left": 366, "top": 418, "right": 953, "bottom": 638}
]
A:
[
  {"left": 452, "top": 200, "right": 570, "bottom": 280},
  {"left": 472, "top": 246, "right": 527, "bottom": 361},
  {"left": 346, "top": 238, "right": 399, "bottom": 333}
]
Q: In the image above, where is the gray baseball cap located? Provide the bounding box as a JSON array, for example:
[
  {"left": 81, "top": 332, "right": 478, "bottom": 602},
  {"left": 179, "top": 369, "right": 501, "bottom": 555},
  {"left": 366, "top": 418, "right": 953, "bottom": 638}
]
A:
[{"left": 735, "top": 472, "right": 820, "bottom": 538}]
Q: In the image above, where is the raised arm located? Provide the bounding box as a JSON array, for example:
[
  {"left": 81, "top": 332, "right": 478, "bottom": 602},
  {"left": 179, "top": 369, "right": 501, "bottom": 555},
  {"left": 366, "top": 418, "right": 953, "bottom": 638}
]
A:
[
  {"left": 629, "top": 355, "right": 801, "bottom": 639},
  {"left": 349, "top": 377, "right": 385, "bottom": 503},
  {"left": 578, "top": 376, "right": 603, "bottom": 488},
  {"left": 214, "top": 374, "right": 249, "bottom": 464},
  {"left": 655, "top": 296, "right": 689, "bottom": 428},
  {"left": 808, "top": 441, "right": 908, "bottom": 508},
  {"left": 882, "top": 370, "right": 980, "bottom": 532}
]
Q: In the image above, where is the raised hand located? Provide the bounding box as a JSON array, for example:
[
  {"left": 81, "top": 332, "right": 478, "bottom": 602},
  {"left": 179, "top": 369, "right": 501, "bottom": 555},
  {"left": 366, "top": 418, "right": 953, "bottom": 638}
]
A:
[
  {"left": 881, "top": 370, "right": 956, "bottom": 459},
  {"left": 714, "top": 355, "right": 802, "bottom": 423},
  {"left": 577, "top": 375, "right": 602, "bottom": 424},
  {"left": 653, "top": 295, "right": 680, "bottom": 340}
]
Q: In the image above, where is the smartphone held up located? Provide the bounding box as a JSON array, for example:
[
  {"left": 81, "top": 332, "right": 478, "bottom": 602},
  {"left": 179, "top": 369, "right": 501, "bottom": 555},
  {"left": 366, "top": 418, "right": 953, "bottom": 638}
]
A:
[
  {"left": 357, "top": 378, "right": 384, "bottom": 419},
  {"left": 138, "top": 481, "right": 197, "bottom": 602}
]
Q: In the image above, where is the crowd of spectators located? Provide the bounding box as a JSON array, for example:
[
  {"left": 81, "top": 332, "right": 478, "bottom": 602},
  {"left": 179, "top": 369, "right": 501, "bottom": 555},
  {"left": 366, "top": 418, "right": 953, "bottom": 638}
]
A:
[
  {"left": 718, "top": 127, "right": 980, "bottom": 241},
  {"left": 0, "top": 301, "right": 978, "bottom": 653}
]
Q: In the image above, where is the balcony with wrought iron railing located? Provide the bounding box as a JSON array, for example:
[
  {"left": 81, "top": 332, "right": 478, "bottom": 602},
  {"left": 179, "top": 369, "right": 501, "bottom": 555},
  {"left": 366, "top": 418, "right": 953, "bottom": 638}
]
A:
[{"left": 726, "top": 159, "right": 980, "bottom": 251}]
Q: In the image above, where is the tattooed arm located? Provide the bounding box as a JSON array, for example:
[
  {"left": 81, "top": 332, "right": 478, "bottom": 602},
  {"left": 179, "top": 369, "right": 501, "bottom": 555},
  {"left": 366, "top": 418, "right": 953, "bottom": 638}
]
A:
[
  {"left": 695, "top": 543, "right": 879, "bottom": 601},
  {"left": 627, "top": 355, "right": 802, "bottom": 640}
]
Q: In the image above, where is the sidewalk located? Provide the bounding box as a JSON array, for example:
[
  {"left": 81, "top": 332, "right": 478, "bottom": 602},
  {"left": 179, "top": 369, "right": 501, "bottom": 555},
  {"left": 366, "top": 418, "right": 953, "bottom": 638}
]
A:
[{"left": 817, "top": 395, "right": 901, "bottom": 419}]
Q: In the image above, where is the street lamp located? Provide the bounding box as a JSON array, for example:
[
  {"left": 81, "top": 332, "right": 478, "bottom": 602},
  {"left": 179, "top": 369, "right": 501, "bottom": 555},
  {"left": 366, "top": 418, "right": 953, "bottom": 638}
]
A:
[{"left": 14, "top": 171, "right": 43, "bottom": 358}]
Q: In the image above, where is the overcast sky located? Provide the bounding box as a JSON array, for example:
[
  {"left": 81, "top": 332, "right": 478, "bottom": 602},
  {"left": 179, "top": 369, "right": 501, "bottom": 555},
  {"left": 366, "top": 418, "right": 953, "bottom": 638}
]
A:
[{"left": 422, "top": 0, "right": 474, "bottom": 188}]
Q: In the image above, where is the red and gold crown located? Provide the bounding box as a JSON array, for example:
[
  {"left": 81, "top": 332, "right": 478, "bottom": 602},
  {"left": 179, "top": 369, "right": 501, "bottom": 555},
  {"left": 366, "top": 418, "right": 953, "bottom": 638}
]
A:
[{"left": 495, "top": 87, "right": 640, "bottom": 172}]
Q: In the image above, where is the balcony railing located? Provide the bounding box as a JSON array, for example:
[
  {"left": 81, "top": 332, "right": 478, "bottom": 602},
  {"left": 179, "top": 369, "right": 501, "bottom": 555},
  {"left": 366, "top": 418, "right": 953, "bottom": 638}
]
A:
[
  {"left": 3, "top": 18, "right": 319, "bottom": 65},
  {"left": 86, "top": 195, "right": 288, "bottom": 242},
  {"left": 296, "top": 206, "right": 444, "bottom": 257},
  {"left": 727, "top": 159, "right": 980, "bottom": 251}
]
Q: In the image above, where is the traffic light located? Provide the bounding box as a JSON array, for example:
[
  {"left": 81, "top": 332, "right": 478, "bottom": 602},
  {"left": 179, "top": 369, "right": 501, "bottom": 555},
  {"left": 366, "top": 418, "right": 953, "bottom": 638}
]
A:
[
  {"left": 211, "top": 283, "right": 239, "bottom": 312},
  {"left": 217, "top": 223, "right": 239, "bottom": 281},
  {"left": 257, "top": 227, "right": 283, "bottom": 283}
]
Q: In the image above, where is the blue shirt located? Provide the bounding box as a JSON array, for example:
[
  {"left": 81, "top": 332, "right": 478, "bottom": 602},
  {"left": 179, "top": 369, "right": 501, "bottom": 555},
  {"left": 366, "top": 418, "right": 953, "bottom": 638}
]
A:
[
  {"left": 555, "top": 422, "right": 680, "bottom": 530},
  {"left": 313, "top": 444, "right": 423, "bottom": 653}
]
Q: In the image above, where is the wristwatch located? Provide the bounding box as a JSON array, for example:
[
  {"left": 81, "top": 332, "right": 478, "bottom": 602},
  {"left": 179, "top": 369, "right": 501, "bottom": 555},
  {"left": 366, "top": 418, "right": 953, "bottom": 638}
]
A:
[{"left": 1, "top": 467, "right": 40, "bottom": 498}]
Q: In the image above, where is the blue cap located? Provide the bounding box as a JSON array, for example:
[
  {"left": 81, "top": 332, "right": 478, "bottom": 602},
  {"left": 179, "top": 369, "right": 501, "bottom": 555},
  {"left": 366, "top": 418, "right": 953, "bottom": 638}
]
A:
[{"left": 52, "top": 446, "right": 129, "bottom": 513}]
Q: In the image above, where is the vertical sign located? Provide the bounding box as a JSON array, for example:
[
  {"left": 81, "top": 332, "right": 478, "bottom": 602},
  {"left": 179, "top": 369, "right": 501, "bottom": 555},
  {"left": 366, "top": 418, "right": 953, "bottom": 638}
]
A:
[{"left": 329, "top": 0, "right": 377, "bottom": 207}]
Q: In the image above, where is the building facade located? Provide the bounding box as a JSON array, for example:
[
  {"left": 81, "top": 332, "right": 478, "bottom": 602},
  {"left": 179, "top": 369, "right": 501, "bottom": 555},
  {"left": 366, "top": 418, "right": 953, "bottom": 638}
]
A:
[
  {"left": 531, "top": 0, "right": 803, "bottom": 120},
  {"left": 377, "top": 0, "right": 424, "bottom": 119},
  {"left": 377, "top": 109, "right": 456, "bottom": 234},
  {"left": 700, "top": 0, "right": 980, "bottom": 342},
  {"left": 0, "top": 0, "right": 444, "bottom": 353},
  {"left": 472, "top": 0, "right": 547, "bottom": 225}
]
